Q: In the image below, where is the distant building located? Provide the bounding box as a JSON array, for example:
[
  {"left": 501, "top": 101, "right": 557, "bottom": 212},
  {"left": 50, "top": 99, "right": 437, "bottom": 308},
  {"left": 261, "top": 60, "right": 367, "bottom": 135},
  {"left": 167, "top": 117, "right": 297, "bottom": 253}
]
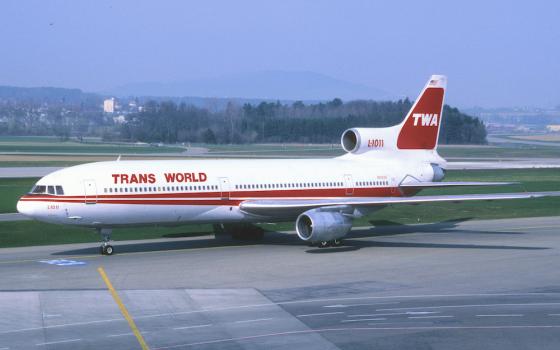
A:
[
  {"left": 113, "top": 115, "right": 126, "bottom": 124},
  {"left": 547, "top": 125, "right": 560, "bottom": 132},
  {"left": 103, "top": 98, "right": 115, "bottom": 113}
]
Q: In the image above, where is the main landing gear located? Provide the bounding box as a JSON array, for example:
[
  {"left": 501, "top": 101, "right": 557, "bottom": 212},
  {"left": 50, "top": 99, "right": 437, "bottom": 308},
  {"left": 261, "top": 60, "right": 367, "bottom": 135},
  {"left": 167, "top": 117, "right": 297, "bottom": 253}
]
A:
[
  {"left": 213, "top": 223, "right": 265, "bottom": 241},
  {"left": 314, "top": 239, "right": 344, "bottom": 248},
  {"left": 97, "top": 228, "right": 114, "bottom": 255}
]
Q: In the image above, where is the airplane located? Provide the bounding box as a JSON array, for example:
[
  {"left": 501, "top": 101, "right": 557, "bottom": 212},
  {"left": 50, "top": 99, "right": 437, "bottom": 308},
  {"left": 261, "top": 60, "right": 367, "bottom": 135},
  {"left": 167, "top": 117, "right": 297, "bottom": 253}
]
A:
[{"left": 16, "top": 75, "right": 558, "bottom": 255}]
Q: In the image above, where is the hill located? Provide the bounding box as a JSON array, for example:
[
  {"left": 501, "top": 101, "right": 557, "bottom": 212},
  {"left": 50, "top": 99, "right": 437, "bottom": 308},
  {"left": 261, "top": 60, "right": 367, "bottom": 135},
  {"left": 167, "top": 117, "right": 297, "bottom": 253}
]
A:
[{"left": 109, "top": 71, "right": 394, "bottom": 101}]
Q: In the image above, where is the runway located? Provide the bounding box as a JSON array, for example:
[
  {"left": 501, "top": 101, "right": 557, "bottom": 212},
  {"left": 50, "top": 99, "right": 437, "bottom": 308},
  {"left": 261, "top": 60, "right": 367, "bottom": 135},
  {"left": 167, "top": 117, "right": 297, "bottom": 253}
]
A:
[
  {"left": 3, "top": 158, "right": 560, "bottom": 178},
  {"left": 1, "top": 216, "right": 560, "bottom": 349}
]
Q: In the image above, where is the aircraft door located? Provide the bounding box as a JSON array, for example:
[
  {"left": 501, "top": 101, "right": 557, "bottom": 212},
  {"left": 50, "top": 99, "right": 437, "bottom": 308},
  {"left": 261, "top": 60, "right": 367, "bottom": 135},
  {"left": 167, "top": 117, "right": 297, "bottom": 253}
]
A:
[
  {"left": 344, "top": 174, "right": 354, "bottom": 196},
  {"left": 84, "top": 179, "right": 97, "bottom": 204},
  {"left": 219, "top": 177, "right": 231, "bottom": 200}
]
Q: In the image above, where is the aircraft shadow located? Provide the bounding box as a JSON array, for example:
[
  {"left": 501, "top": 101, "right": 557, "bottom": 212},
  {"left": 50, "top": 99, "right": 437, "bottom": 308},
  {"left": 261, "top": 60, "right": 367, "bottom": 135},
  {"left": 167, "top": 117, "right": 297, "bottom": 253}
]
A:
[
  {"left": 363, "top": 218, "right": 525, "bottom": 236},
  {"left": 54, "top": 218, "right": 545, "bottom": 256},
  {"left": 54, "top": 236, "right": 260, "bottom": 256}
]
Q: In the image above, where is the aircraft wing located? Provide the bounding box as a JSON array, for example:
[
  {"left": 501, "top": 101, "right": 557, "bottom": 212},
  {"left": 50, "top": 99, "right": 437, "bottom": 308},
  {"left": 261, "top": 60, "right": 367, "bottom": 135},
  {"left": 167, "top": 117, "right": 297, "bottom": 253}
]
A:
[
  {"left": 239, "top": 191, "right": 560, "bottom": 217},
  {"left": 399, "top": 181, "right": 517, "bottom": 189}
]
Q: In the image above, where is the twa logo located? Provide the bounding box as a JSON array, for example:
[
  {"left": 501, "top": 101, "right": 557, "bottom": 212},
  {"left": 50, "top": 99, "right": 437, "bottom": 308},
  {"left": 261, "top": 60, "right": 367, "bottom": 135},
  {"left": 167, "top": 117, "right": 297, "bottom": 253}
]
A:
[{"left": 412, "top": 113, "right": 439, "bottom": 127}]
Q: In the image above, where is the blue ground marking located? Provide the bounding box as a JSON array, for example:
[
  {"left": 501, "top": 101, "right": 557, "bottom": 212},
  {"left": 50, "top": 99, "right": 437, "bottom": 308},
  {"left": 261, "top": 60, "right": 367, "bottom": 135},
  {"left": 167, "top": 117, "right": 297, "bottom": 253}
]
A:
[{"left": 39, "top": 259, "right": 87, "bottom": 266}]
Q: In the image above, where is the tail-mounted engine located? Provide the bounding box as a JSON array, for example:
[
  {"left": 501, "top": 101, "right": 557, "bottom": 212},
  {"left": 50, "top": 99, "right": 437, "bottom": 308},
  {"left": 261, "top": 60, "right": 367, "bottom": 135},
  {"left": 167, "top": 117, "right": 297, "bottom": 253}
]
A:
[{"left": 341, "top": 127, "right": 398, "bottom": 154}]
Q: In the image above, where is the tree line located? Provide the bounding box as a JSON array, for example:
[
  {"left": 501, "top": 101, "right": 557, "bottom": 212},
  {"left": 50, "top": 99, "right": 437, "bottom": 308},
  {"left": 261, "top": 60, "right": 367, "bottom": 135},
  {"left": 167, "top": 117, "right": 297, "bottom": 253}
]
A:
[{"left": 121, "top": 98, "right": 487, "bottom": 144}]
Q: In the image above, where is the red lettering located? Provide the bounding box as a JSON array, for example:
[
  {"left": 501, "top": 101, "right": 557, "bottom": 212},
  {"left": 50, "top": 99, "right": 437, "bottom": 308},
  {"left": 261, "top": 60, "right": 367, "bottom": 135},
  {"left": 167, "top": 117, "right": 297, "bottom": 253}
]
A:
[
  {"left": 162, "top": 172, "right": 206, "bottom": 183},
  {"left": 164, "top": 173, "right": 175, "bottom": 182},
  {"left": 139, "top": 173, "right": 147, "bottom": 183},
  {"left": 148, "top": 173, "right": 156, "bottom": 184},
  {"left": 121, "top": 174, "right": 129, "bottom": 184},
  {"left": 368, "top": 139, "right": 384, "bottom": 148},
  {"left": 112, "top": 174, "right": 120, "bottom": 184}
]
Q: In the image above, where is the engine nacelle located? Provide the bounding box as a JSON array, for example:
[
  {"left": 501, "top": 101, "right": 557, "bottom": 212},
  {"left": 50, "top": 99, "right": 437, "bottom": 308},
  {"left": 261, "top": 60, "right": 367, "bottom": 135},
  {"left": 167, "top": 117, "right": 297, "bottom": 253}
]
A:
[
  {"left": 413, "top": 163, "right": 446, "bottom": 183},
  {"left": 296, "top": 209, "right": 352, "bottom": 243},
  {"left": 341, "top": 127, "right": 397, "bottom": 154},
  {"left": 431, "top": 164, "right": 446, "bottom": 182}
]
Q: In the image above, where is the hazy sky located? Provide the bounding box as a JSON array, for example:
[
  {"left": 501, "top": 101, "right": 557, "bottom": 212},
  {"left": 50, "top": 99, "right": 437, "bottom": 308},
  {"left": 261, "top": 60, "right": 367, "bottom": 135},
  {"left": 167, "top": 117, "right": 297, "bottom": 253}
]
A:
[{"left": 1, "top": 0, "right": 559, "bottom": 107}]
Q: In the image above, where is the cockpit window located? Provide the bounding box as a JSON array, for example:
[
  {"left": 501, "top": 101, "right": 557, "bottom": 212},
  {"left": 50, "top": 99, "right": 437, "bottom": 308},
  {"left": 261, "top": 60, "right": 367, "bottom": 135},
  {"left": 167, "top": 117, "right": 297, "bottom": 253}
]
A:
[
  {"left": 31, "top": 185, "right": 46, "bottom": 194},
  {"left": 30, "top": 185, "right": 64, "bottom": 195}
]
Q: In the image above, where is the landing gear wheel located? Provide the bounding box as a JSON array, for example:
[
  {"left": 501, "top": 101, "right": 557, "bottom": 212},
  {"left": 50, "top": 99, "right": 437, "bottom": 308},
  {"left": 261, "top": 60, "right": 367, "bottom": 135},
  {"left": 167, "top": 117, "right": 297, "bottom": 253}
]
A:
[
  {"left": 100, "top": 244, "right": 114, "bottom": 255},
  {"left": 319, "top": 241, "right": 329, "bottom": 248},
  {"left": 333, "top": 239, "right": 343, "bottom": 247},
  {"left": 104, "top": 245, "right": 114, "bottom": 255},
  {"left": 97, "top": 228, "right": 114, "bottom": 256}
]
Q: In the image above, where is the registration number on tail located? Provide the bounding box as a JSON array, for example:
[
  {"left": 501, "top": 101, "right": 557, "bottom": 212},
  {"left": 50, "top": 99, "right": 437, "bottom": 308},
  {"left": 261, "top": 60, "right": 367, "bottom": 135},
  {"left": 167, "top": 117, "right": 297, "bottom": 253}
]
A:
[{"left": 368, "top": 139, "right": 384, "bottom": 148}]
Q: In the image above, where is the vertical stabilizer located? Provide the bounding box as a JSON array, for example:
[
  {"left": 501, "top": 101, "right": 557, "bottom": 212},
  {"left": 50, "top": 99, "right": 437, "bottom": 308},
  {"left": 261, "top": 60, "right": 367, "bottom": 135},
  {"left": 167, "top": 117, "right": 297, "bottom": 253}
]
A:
[{"left": 397, "top": 75, "right": 446, "bottom": 150}]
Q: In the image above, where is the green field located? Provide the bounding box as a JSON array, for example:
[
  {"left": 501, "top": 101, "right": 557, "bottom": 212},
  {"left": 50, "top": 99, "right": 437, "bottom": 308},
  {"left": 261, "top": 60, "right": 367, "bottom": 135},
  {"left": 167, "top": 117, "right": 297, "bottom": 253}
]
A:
[
  {"left": 0, "top": 178, "right": 37, "bottom": 213},
  {"left": 0, "top": 168, "right": 559, "bottom": 248},
  {"left": 438, "top": 145, "right": 560, "bottom": 159},
  {"left": 0, "top": 161, "right": 88, "bottom": 167},
  {"left": 0, "top": 136, "right": 183, "bottom": 154}
]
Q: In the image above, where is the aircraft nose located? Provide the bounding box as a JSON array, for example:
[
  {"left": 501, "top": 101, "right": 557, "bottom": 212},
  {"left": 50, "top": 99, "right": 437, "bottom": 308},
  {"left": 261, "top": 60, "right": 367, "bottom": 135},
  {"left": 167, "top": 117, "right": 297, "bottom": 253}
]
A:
[{"left": 16, "top": 199, "right": 33, "bottom": 217}]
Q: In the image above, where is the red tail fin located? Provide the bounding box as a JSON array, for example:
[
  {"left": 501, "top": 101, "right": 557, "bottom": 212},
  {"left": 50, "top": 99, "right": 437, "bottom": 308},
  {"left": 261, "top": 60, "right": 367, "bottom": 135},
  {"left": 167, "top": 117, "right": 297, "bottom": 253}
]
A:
[{"left": 397, "top": 75, "right": 446, "bottom": 150}]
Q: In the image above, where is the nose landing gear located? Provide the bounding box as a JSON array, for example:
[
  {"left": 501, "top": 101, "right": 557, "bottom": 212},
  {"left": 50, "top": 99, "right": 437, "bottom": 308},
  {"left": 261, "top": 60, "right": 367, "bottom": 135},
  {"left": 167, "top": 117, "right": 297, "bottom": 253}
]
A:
[{"left": 97, "top": 228, "right": 114, "bottom": 255}]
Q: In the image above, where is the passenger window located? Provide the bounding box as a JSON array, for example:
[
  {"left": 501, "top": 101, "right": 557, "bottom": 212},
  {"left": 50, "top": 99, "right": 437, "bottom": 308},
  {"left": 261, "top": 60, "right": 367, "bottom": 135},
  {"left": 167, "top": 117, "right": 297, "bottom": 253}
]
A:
[{"left": 55, "top": 185, "right": 64, "bottom": 195}]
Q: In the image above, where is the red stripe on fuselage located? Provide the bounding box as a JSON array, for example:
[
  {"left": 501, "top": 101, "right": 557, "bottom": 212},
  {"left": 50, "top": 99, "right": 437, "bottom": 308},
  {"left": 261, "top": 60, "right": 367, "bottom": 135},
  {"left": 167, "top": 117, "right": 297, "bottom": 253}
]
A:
[{"left": 19, "top": 187, "right": 411, "bottom": 205}]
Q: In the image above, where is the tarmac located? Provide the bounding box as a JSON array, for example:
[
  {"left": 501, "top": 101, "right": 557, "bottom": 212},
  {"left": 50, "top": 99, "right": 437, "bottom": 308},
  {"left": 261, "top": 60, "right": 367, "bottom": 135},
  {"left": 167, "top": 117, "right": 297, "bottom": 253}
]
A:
[
  {"left": 1, "top": 216, "right": 560, "bottom": 349},
  {"left": 0, "top": 213, "right": 29, "bottom": 222},
  {"left": 2, "top": 157, "right": 560, "bottom": 179}
]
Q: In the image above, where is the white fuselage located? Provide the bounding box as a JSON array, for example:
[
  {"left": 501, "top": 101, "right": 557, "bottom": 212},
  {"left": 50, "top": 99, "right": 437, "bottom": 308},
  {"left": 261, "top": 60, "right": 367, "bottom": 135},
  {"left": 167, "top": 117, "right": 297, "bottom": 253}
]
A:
[{"left": 17, "top": 152, "right": 442, "bottom": 228}]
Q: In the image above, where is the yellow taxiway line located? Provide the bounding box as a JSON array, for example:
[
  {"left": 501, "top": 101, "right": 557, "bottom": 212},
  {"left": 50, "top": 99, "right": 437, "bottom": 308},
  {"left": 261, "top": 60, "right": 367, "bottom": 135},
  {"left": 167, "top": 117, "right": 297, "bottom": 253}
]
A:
[{"left": 98, "top": 267, "right": 149, "bottom": 350}]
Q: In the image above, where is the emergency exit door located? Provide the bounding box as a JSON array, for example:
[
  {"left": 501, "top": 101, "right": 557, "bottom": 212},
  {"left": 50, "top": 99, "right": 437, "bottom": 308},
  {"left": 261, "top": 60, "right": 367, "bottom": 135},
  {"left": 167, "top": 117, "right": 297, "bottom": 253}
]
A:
[
  {"left": 219, "top": 177, "right": 231, "bottom": 200},
  {"left": 344, "top": 174, "right": 354, "bottom": 196},
  {"left": 83, "top": 179, "right": 97, "bottom": 204}
]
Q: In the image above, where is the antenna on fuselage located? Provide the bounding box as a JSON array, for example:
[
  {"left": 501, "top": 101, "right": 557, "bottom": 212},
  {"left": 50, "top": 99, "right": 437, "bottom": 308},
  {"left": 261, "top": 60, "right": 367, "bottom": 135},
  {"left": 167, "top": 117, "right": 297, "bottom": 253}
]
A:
[{"left": 116, "top": 155, "right": 121, "bottom": 161}]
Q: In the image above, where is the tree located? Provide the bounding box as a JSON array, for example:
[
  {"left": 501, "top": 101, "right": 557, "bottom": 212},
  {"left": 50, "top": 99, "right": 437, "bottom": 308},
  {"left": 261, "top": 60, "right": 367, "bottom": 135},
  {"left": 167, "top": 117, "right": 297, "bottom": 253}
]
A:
[{"left": 202, "top": 128, "right": 217, "bottom": 144}]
